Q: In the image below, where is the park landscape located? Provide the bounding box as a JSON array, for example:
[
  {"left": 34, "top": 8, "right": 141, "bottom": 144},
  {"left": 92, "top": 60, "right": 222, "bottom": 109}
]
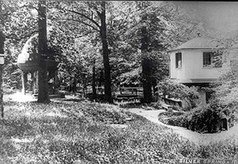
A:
[{"left": 1, "top": 1, "right": 238, "bottom": 163}]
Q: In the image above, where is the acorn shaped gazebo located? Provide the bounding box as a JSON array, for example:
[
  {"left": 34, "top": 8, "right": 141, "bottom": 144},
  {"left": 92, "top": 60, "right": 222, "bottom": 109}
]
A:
[{"left": 17, "top": 34, "right": 58, "bottom": 95}]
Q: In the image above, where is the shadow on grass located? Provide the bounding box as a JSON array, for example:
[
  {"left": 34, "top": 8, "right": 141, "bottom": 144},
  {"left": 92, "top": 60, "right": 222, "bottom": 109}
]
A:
[
  {"left": 118, "top": 102, "right": 143, "bottom": 109},
  {"left": 0, "top": 118, "right": 34, "bottom": 138},
  {"left": 52, "top": 97, "right": 86, "bottom": 103}
]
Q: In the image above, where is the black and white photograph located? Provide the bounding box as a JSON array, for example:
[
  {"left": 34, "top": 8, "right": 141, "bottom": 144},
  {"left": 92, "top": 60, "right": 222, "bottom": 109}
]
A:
[{"left": 1, "top": 1, "right": 238, "bottom": 163}]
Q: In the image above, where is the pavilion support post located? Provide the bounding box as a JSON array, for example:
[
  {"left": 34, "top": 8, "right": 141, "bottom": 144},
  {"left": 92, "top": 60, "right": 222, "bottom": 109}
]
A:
[
  {"left": 32, "top": 72, "right": 36, "bottom": 94},
  {"left": 30, "top": 72, "right": 34, "bottom": 93},
  {"left": 34, "top": 71, "right": 38, "bottom": 95},
  {"left": 22, "top": 71, "right": 27, "bottom": 95}
]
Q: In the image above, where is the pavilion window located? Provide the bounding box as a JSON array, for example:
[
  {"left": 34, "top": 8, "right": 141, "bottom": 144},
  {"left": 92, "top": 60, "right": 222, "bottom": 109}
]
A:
[
  {"left": 203, "top": 51, "right": 222, "bottom": 68},
  {"left": 175, "top": 52, "right": 182, "bottom": 68},
  {"left": 203, "top": 52, "right": 212, "bottom": 67}
]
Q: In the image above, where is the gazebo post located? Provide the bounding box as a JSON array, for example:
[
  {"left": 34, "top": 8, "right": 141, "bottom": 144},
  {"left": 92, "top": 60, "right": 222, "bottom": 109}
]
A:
[
  {"left": 34, "top": 71, "right": 38, "bottom": 95},
  {"left": 30, "top": 71, "right": 35, "bottom": 93},
  {"left": 22, "top": 71, "right": 27, "bottom": 95}
]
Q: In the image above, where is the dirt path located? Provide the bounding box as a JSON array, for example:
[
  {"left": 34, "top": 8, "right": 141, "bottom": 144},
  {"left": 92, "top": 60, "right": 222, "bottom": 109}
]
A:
[{"left": 128, "top": 108, "right": 238, "bottom": 145}]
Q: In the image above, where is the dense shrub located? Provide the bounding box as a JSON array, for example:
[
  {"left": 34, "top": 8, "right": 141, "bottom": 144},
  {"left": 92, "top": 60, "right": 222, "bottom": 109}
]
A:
[
  {"left": 213, "top": 70, "right": 238, "bottom": 105},
  {"left": 159, "top": 100, "right": 236, "bottom": 133},
  {"left": 157, "top": 79, "right": 199, "bottom": 111}
]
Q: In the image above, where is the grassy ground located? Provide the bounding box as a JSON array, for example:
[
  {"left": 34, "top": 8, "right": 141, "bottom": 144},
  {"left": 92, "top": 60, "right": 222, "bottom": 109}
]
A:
[{"left": 0, "top": 98, "right": 238, "bottom": 163}]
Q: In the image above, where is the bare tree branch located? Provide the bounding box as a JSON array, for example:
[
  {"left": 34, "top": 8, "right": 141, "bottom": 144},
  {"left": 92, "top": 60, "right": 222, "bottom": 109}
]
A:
[
  {"left": 61, "top": 18, "right": 100, "bottom": 32},
  {"left": 5, "top": 30, "right": 38, "bottom": 42},
  {"left": 65, "top": 9, "right": 101, "bottom": 29}
]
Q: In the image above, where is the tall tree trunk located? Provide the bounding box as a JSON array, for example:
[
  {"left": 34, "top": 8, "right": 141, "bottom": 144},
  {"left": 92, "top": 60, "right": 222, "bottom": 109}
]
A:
[
  {"left": 0, "top": 0, "right": 4, "bottom": 118},
  {"left": 53, "top": 70, "right": 59, "bottom": 92},
  {"left": 38, "top": 0, "right": 49, "bottom": 103},
  {"left": 92, "top": 59, "right": 96, "bottom": 100},
  {"left": 141, "top": 17, "right": 152, "bottom": 103},
  {"left": 99, "top": 69, "right": 103, "bottom": 87},
  {"left": 73, "top": 74, "right": 76, "bottom": 94},
  {"left": 99, "top": 1, "right": 113, "bottom": 103},
  {"left": 0, "top": 63, "right": 3, "bottom": 118},
  {"left": 82, "top": 74, "right": 87, "bottom": 97}
]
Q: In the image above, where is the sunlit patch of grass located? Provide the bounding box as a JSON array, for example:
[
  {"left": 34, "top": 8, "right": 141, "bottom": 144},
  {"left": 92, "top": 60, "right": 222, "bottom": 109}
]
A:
[{"left": 4, "top": 92, "right": 36, "bottom": 102}]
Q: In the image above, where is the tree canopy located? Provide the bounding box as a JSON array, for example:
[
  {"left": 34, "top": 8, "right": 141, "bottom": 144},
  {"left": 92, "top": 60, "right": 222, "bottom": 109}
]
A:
[{"left": 0, "top": 1, "right": 217, "bottom": 103}]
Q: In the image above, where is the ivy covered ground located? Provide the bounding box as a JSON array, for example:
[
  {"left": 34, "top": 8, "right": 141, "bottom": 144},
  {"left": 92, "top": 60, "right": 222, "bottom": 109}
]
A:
[{"left": 0, "top": 95, "right": 238, "bottom": 163}]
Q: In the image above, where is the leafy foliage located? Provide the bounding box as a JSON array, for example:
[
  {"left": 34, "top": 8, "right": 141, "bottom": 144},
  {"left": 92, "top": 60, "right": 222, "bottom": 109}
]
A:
[
  {"left": 212, "top": 70, "right": 238, "bottom": 106},
  {"left": 1, "top": 0, "right": 38, "bottom": 90},
  {"left": 2, "top": 1, "right": 212, "bottom": 103},
  {"left": 157, "top": 79, "right": 199, "bottom": 110},
  {"left": 159, "top": 100, "right": 236, "bottom": 133}
]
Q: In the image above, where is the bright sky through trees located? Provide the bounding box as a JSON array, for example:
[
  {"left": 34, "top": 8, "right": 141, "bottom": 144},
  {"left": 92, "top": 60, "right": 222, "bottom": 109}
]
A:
[{"left": 175, "top": 2, "right": 238, "bottom": 33}]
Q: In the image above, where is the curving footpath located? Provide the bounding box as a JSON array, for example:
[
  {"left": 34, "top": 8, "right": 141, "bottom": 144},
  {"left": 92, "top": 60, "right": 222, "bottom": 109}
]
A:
[{"left": 128, "top": 108, "right": 238, "bottom": 145}]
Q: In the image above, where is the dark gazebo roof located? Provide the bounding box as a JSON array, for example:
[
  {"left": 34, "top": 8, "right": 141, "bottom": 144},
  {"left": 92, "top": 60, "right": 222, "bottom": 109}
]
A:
[
  {"left": 169, "top": 37, "right": 220, "bottom": 52},
  {"left": 17, "top": 34, "right": 58, "bottom": 72}
]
